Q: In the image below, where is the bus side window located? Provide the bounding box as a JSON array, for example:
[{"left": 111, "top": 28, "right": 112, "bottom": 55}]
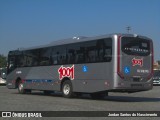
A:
[
  {"left": 27, "top": 57, "right": 33, "bottom": 66},
  {"left": 96, "top": 40, "right": 104, "bottom": 62},
  {"left": 104, "top": 38, "right": 112, "bottom": 62},
  {"left": 88, "top": 50, "right": 96, "bottom": 62},
  {"left": 96, "top": 38, "right": 112, "bottom": 62},
  {"left": 39, "top": 48, "right": 51, "bottom": 66},
  {"left": 51, "top": 48, "right": 58, "bottom": 65},
  {"left": 99, "top": 49, "right": 104, "bottom": 62},
  {"left": 104, "top": 47, "right": 112, "bottom": 62},
  {"left": 67, "top": 46, "right": 77, "bottom": 64}
]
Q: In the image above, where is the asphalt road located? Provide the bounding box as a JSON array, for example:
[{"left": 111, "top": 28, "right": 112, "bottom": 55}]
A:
[{"left": 0, "top": 85, "right": 160, "bottom": 120}]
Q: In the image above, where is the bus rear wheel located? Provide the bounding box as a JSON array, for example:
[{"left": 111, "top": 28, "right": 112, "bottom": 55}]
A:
[{"left": 62, "top": 80, "right": 74, "bottom": 98}]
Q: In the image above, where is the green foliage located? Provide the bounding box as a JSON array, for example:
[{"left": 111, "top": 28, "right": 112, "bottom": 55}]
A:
[{"left": 0, "top": 54, "right": 7, "bottom": 68}]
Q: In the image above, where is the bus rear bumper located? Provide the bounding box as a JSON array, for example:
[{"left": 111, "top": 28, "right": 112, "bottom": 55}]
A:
[
  {"left": 109, "top": 88, "right": 152, "bottom": 93},
  {"left": 112, "top": 82, "right": 153, "bottom": 93}
]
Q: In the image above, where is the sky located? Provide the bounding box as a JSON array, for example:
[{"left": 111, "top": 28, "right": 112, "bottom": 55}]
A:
[{"left": 0, "top": 0, "right": 160, "bottom": 60}]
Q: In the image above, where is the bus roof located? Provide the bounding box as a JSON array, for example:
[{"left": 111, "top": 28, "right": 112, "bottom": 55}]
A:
[{"left": 12, "top": 33, "right": 152, "bottom": 52}]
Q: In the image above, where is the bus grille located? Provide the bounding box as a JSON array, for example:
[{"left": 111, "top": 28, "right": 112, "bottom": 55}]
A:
[{"left": 133, "top": 77, "right": 141, "bottom": 82}]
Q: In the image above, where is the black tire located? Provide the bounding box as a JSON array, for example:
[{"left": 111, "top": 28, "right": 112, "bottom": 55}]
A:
[
  {"left": 18, "top": 81, "right": 26, "bottom": 94},
  {"left": 62, "top": 80, "right": 74, "bottom": 98}
]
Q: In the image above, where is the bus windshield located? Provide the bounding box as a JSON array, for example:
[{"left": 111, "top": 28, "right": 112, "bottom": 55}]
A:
[{"left": 121, "top": 37, "right": 150, "bottom": 56}]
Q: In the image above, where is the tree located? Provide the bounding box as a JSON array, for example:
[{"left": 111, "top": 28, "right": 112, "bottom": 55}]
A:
[{"left": 0, "top": 54, "right": 7, "bottom": 68}]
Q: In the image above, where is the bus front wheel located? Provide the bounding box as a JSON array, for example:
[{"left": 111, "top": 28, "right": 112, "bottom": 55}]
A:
[
  {"left": 18, "top": 81, "right": 26, "bottom": 94},
  {"left": 18, "top": 81, "right": 31, "bottom": 94}
]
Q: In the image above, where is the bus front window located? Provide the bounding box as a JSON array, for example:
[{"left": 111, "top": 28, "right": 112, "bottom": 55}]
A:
[{"left": 7, "top": 57, "right": 16, "bottom": 74}]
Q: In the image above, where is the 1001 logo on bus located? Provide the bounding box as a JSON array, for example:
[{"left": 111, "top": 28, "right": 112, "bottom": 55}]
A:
[
  {"left": 58, "top": 65, "right": 74, "bottom": 80},
  {"left": 132, "top": 58, "right": 143, "bottom": 67}
]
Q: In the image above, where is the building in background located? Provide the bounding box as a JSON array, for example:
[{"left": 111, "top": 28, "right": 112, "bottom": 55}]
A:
[{"left": 154, "top": 61, "right": 160, "bottom": 70}]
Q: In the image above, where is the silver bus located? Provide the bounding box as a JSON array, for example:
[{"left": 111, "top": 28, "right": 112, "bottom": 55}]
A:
[{"left": 6, "top": 33, "right": 154, "bottom": 99}]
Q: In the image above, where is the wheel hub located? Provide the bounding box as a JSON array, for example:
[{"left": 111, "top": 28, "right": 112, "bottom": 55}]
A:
[
  {"left": 19, "top": 83, "right": 23, "bottom": 91},
  {"left": 63, "top": 84, "right": 70, "bottom": 95}
]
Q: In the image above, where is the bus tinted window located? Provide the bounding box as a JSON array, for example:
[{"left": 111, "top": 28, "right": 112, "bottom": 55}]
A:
[
  {"left": 121, "top": 37, "right": 150, "bottom": 56},
  {"left": 96, "top": 39, "right": 112, "bottom": 62},
  {"left": 39, "top": 48, "right": 52, "bottom": 66},
  {"left": 66, "top": 38, "right": 112, "bottom": 64},
  {"left": 23, "top": 49, "right": 40, "bottom": 66},
  {"left": 8, "top": 38, "right": 112, "bottom": 69},
  {"left": 52, "top": 46, "right": 67, "bottom": 65}
]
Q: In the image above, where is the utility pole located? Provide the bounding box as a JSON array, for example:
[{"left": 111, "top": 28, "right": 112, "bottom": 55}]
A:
[{"left": 126, "top": 26, "right": 131, "bottom": 33}]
